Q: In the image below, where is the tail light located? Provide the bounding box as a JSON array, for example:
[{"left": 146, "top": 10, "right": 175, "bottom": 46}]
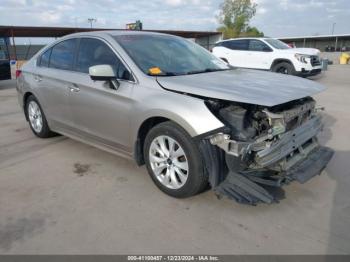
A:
[{"left": 15, "top": 70, "right": 22, "bottom": 79}]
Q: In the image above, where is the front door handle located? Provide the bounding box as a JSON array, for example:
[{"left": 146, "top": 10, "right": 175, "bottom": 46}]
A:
[{"left": 67, "top": 84, "right": 80, "bottom": 93}]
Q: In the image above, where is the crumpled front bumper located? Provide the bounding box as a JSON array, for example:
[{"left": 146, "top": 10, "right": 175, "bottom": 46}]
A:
[
  {"left": 213, "top": 146, "right": 334, "bottom": 205},
  {"left": 254, "top": 115, "right": 323, "bottom": 171},
  {"left": 286, "top": 145, "right": 334, "bottom": 184},
  {"left": 212, "top": 145, "right": 334, "bottom": 205},
  {"left": 200, "top": 114, "right": 334, "bottom": 205},
  {"left": 210, "top": 115, "right": 324, "bottom": 172}
]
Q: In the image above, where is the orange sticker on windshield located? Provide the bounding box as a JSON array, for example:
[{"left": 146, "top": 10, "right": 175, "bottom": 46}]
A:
[{"left": 149, "top": 67, "right": 162, "bottom": 75}]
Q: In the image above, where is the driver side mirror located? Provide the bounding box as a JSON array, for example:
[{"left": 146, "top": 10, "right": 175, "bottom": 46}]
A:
[{"left": 89, "top": 64, "right": 119, "bottom": 90}]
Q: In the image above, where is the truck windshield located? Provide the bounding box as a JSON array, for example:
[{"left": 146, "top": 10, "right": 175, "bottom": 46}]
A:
[
  {"left": 265, "top": 39, "right": 291, "bottom": 50},
  {"left": 114, "top": 34, "right": 230, "bottom": 76}
]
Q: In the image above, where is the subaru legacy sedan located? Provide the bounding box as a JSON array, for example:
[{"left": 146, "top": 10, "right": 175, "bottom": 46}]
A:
[{"left": 16, "top": 31, "right": 333, "bottom": 205}]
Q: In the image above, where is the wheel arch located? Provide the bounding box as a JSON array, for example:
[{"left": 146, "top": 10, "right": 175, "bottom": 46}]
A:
[
  {"left": 133, "top": 104, "right": 224, "bottom": 166},
  {"left": 134, "top": 112, "right": 205, "bottom": 166},
  {"left": 270, "top": 58, "right": 294, "bottom": 70},
  {"left": 133, "top": 116, "right": 171, "bottom": 166},
  {"left": 23, "top": 91, "right": 35, "bottom": 121}
]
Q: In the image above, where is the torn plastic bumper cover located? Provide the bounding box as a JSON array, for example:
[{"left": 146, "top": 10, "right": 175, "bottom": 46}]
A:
[
  {"left": 200, "top": 140, "right": 333, "bottom": 205},
  {"left": 199, "top": 113, "right": 334, "bottom": 205}
]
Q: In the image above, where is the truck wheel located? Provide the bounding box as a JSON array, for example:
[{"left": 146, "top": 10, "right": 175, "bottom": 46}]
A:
[
  {"left": 272, "top": 62, "right": 296, "bottom": 75},
  {"left": 144, "top": 121, "right": 208, "bottom": 198},
  {"left": 25, "top": 95, "right": 56, "bottom": 138}
]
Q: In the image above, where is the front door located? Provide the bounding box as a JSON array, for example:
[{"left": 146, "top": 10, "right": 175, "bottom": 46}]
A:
[
  {"left": 68, "top": 38, "right": 135, "bottom": 153},
  {"left": 245, "top": 39, "right": 274, "bottom": 70},
  {"left": 225, "top": 39, "right": 250, "bottom": 68}
]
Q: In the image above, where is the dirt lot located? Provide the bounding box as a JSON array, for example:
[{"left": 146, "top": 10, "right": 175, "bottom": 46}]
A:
[{"left": 0, "top": 66, "right": 349, "bottom": 255}]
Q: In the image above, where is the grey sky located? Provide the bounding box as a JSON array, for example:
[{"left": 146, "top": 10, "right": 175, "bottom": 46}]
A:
[{"left": 0, "top": 0, "right": 349, "bottom": 38}]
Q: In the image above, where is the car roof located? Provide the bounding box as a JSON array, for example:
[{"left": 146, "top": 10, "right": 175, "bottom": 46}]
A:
[
  {"left": 217, "top": 37, "right": 272, "bottom": 43},
  {"left": 62, "top": 30, "right": 173, "bottom": 39}
]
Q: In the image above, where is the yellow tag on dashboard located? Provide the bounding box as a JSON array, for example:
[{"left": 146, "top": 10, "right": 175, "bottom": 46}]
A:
[{"left": 148, "top": 67, "right": 162, "bottom": 75}]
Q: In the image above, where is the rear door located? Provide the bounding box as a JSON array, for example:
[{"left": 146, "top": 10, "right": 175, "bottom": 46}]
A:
[
  {"left": 223, "top": 40, "right": 249, "bottom": 68},
  {"left": 35, "top": 38, "right": 78, "bottom": 129},
  {"left": 68, "top": 37, "right": 135, "bottom": 152}
]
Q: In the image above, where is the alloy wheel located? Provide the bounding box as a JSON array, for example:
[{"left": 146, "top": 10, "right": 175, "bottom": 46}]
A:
[
  {"left": 28, "top": 101, "right": 43, "bottom": 133},
  {"left": 149, "top": 135, "right": 189, "bottom": 189}
]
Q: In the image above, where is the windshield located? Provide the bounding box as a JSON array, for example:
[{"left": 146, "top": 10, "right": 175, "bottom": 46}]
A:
[
  {"left": 114, "top": 34, "right": 230, "bottom": 76},
  {"left": 265, "top": 39, "right": 291, "bottom": 50}
]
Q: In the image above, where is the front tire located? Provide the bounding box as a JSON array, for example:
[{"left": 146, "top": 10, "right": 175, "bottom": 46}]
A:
[
  {"left": 144, "top": 121, "right": 208, "bottom": 198},
  {"left": 272, "top": 62, "right": 296, "bottom": 75},
  {"left": 25, "top": 95, "right": 56, "bottom": 138}
]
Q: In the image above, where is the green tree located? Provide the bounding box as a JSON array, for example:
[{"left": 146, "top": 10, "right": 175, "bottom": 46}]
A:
[
  {"left": 241, "top": 26, "right": 264, "bottom": 37},
  {"left": 217, "top": 0, "right": 264, "bottom": 39}
]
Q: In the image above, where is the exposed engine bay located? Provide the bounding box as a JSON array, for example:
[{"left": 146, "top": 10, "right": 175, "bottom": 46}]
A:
[{"left": 200, "top": 97, "right": 334, "bottom": 205}]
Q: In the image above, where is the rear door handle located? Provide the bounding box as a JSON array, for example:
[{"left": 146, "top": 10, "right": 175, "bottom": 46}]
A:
[{"left": 67, "top": 84, "right": 80, "bottom": 93}]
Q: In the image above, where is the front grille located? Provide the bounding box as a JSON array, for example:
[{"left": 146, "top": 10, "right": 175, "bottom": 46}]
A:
[{"left": 310, "top": 55, "right": 321, "bottom": 66}]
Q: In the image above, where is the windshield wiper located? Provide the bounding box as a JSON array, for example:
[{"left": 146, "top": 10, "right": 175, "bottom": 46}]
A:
[
  {"left": 148, "top": 68, "right": 233, "bottom": 77},
  {"left": 185, "top": 68, "right": 231, "bottom": 75}
]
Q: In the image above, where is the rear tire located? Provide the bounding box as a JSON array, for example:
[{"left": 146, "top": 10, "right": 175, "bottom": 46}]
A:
[
  {"left": 25, "top": 95, "right": 56, "bottom": 138},
  {"left": 144, "top": 121, "right": 208, "bottom": 198},
  {"left": 272, "top": 62, "right": 296, "bottom": 75}
]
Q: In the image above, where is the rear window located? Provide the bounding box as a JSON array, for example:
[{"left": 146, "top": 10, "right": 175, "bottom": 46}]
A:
[
  {"left": 219, "top": 40, "right": 248, "bottom": 51},
  {"left": 49, "top": 39, "right": 77, "bottom": 70},
  {"left": 38, "top": 48, "right": 52, "bottom": 67}
]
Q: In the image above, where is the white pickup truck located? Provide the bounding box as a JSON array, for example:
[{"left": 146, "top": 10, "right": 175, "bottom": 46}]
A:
[{"left": 212, "top": 37, "right": 322, "bottom": 77}]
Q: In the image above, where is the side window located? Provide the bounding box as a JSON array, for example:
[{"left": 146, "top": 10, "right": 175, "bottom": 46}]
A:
[
  {"left": 220, "top": 41, "right": 230, "bottom": 48},
  {"left": 38, "top": 48, "right": 52, "bottom": 67},
  {"left": 249, "top": 40, "right": 271, "bottom": 52},
  {"left": 49, "top": 39, "right": 77, "bottom": 70},
  {"left": 228, "top": 40, "right": 248, "bottom": 51},
  {"left": 76, "top": 38, "right": 133, "bottom": 81}
]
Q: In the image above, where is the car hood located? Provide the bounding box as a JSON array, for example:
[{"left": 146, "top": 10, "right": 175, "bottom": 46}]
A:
[
  {"left": 282, "top": 48, "right": 320, "bottom": 56},
  {"left": 156, "top": 69, "right": 326, "bottom": 107}
]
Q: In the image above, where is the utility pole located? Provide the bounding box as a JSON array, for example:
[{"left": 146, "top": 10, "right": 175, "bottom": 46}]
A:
[
  {"left": 331, "top": 22, "right": 336, "bottom": 35},
  {"left": 88, "top": 18, "right": 97, "bottom": 29}
]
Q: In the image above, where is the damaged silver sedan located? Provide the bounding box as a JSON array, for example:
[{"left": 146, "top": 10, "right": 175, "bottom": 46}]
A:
[{"left": 16, "top": 31, "right": 333, "bottom": 205}]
